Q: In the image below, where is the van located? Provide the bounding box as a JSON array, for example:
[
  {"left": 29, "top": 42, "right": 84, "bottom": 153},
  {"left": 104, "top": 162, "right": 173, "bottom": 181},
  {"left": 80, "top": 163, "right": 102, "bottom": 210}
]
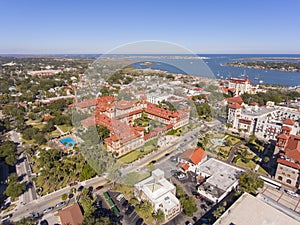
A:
[{"left": 116, "top": 194, "right": 124, "bottom": 202}]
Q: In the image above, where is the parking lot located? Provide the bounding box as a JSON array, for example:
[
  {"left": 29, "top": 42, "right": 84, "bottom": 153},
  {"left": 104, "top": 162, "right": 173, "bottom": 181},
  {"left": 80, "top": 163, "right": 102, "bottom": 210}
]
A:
[
  {"left": 261, "top": 185, "right": 300, "bottom": 213},
  {"left": 108, "top": 191, "right": 145, "bottom": 225},
  {"left": 155, "top": 155, "right": 214, "bottom": 225}
]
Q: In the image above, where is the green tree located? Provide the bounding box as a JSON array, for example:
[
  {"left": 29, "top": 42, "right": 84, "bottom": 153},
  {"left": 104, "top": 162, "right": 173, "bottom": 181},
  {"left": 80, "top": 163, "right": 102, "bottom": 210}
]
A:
[
  {"left": 238, "top": 171, "right": 264, "bottom": 194},
  {"left": 61, "top": 193, "right": 68, "bottom": 201},
  {"left": 96, "top": 125, "right": 110, "bottom": 142},
  {"left": 213, "top": 205, "right": 225, "bottom": 219},
  {"left": 175, "top": 185, "right": 197, "bottom": 216},
  {"left": 81, "top": 216, "right": 112, "bottom": 225},
  {"left": 13, "top": 217, "right": 36, "bottom": 225},
  {"left": 137, "top": 201, "right": 153, "bottom": 219},
  {"left": 79, "top": 195, "right": 95, "bottom": 217},
  {"left": 4, "top": 173, "right": 26, "bottom": 198},
  {"left": 153, "top": 209, "right": 165, "bottom": 224}
]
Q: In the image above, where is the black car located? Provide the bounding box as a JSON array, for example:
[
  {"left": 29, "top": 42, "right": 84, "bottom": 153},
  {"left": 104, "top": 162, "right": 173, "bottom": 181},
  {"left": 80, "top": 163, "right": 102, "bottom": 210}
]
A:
[
  {"left": 40, "top": 220, "right": 49, "bottom": 225},
  {"left": 125, "top": 205, "right": 134, "bottom": 215},
  {"left": 77, "top": 185, "right": 84, "bottom": 191},
  {"left": 136, "top": 218, "right": 144, "bottom": 225},
  {"left": 122, "top": 200, "right": 129, "bottom": 208}
]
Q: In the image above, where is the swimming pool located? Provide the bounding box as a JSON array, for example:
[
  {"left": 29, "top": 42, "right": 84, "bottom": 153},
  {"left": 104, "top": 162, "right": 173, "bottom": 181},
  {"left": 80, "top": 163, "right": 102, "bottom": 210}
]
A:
[{"left": 59, "top": 136, "right": 76, "bottom": 148}]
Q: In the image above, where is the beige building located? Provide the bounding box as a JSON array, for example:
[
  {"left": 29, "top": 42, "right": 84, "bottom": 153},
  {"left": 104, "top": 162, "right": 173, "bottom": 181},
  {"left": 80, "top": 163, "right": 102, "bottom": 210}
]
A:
[
  {"left": 274, "top": 122, "right": 300, "bottom": 189},
  {"left": 134, "top": 169, "right": 181, "bottom": 221},
  {"left": 228, "top": 76, "right": 258, "bottom": 96},
  {"left": 214, "top": 193, "right": 300, "bottom": 225}
]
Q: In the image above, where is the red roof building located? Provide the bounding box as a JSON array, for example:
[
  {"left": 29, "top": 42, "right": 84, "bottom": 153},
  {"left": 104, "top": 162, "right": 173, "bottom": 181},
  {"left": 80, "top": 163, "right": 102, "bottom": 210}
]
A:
[
  {"left": 229, "top": 102, "right": 243, "bottom": 109},
  {"left": 226, "top": 96, "right": 244, "bottom": 105},
  {"left": 282, "top": 118, "right": 295, "bottom": 126},
  {"left": 59, "top": 203, "right": 83, "bottom": 225},
  {"left": 178, "top": 148, "right": 207, "bottom": 173}
]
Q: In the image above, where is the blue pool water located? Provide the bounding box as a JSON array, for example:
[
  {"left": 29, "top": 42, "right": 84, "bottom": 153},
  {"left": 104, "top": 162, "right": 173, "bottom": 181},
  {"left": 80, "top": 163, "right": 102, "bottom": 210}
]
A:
[{"left": 60, "top": 136, "right": 76, "bottom": 148}]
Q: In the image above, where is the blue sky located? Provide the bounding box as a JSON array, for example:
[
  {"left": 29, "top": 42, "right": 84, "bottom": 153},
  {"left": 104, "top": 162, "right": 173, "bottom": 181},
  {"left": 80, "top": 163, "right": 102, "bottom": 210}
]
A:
[{"left": 0, "top": 0, "right": 299, "bottom": 54}]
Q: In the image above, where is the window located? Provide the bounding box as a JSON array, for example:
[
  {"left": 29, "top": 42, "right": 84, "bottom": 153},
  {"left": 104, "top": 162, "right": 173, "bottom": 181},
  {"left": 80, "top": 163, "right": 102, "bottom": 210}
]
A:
[
  {"left": 286, "top": 179, "right": 292, "bottom": 184},
  {"left": 278, "top": 176, "right": 283, "bottom": 181}
]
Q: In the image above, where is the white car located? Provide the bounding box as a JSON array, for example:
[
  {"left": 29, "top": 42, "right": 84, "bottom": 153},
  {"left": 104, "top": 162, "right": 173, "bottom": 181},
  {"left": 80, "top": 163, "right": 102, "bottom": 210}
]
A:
[
  {"left": 43, "top": 206, "right": 54, "bottom": 214},
  {"left": 1, "top": 214, "right": 12, "bottom": 222},
  {"left": 286, "top": 190, "right": 299, "bottom": 197},
  {"left": 56, "top": 201, "right": 65, "bottom": 208},
  {"left": 177, "top": 173, "right": 186, "bottom": 179}
]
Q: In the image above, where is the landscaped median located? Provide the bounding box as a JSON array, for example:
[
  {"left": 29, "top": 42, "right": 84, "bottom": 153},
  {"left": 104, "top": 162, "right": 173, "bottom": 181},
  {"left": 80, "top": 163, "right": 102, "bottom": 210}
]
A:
[{"left": 117, "top": 138, "right": 158, "bottom": 164}]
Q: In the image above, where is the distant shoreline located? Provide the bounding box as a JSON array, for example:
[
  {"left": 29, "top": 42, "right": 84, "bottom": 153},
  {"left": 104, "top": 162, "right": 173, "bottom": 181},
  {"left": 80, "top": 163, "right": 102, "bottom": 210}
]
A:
[{"left": 233, "top": 57, "right": 300, "bottom": 61}]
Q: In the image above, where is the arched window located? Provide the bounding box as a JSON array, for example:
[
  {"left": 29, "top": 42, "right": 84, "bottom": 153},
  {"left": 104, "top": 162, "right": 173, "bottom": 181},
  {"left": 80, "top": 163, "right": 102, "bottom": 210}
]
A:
[
  {"left": 286, "top": 179, "right": 292, "bottom": 184},
  {"left": 278, "top": 176, "right": 283, "bottom": 181}
]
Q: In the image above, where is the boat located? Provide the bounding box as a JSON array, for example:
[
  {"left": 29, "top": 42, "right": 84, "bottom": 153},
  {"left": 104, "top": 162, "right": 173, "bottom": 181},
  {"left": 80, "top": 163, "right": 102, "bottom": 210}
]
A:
[{"left": 259, "top": 80, "right": 263, "bottom": 84}]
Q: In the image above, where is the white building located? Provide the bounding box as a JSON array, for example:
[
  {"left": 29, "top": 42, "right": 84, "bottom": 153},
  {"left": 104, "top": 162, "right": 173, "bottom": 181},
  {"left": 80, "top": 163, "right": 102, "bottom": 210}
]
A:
[
  {"left": 228, "top": 76, "right": 258, "bottom": 96},
  {"left": 214, "top": 193, "right": 300, "bottom": 225},
  {"left": 134, "top": 169, "right": 181, "bottom": 221},
  {"left": 227, "top": 103, "right": 300, "bottom": 140},
  {"left": 197, "top": 158, "right": 243, "bottom": 203},
  {"left": 178, "top": 148, "right": 207, "bottom": 174}
]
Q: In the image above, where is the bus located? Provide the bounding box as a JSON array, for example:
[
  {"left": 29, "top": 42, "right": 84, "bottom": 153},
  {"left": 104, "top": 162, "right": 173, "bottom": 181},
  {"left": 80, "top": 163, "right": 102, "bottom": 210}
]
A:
[{"left": 259, "top": 176, "right": 282, "bottom": 190}]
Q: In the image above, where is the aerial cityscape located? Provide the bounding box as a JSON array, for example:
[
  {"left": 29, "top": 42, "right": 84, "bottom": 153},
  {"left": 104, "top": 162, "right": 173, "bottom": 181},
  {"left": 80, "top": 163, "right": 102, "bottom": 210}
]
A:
[{"left": 1, "top": 1, "right": 300, "bottom": 225}]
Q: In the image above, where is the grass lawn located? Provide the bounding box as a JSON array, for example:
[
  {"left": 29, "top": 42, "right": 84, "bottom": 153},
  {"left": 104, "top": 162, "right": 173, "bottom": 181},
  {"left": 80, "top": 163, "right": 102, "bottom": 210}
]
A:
[
  {"left": 50, "top": 130, "right": 61, "bottom": 138},
  {"left": 33, "top": 123, "right": 46, "bottom": 130},
  {"left": 226, "top": 136, "right": 241, "bottom": 145},
  {"left": 258, "top": 167, "right": 269, "bottom": 175},
  {"left": 122, "top": 172, "right": 150, "bottom": 186},
  {"left": 118, "top": 139, "right": 158, "bottom": 164},
  {"left": 236, "top": 158, "right": 257, "bottom": 170},
  {"left": 59, "top": 125, "right": 72, "bottom": 133},
  {"left": 219, "top": 146, "right": 231, "bottom": 157},
  {"left": 26, "top": 118, "right": 42, "bottom": 125},
  {"left": 113, "top": 184, "right": 133, "bottom": 199}
]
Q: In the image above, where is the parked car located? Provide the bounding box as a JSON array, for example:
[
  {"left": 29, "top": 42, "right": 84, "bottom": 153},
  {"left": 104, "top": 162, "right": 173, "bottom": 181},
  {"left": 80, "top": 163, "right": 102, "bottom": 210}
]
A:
[
  {"left": 43, "top": 207, "right": 54, "bottom": 214},
  {"left": 1, "top": 214, "right": 12, "bottom": 222},
  {"left": 135, "top": 218, "right": 144, "bottom": 225},
  {"left": 29, "top": 212, "right": 39, "bottom": 219},
  {"left": 116, "top": 194, "right": 124, "bottom": 202},
  {"left": 40, "top": 220, "right": 49, "bottom": 225},
  {"left": 95, "top": 185, "right": 104, "bottom": 190},
  {"left": 56, "top": 201, "right": 65, "bottom": 208},
  {"left": 77, "top": 185, "right": 84, "bottom": 191},
  {"left": 125, "top": 205, "right": 134, "bottom": 215},
  {"left": 177, "top": 173, "right": 186, "bottom": 179},
  {"left": 122, "top": 200, "right": 129, "bottom": 208},
  {"left": 285, "top": 189, "right": 299, "bottom": 197}
]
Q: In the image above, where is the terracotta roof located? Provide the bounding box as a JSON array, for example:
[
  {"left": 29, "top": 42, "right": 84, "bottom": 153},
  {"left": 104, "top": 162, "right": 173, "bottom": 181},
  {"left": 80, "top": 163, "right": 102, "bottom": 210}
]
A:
[
  {"left": 81, "top": 116, "right": 95, "bottom": 127},
  {"left": 145, "top": 102, "right": 179, "bottom": 120},
  {"left": 282, "top": 118, "right": 295, "bottom": 126},
  {"left": 134, "top": 126, "right": 145, "bottom": 132},
  {"left": 284, "top": 135, "right": 300, "bottom": 162},
  {"left": 282, "top": 126, "right": 292, "bottom": 131},
  {"left": 277, "top": 133, "right": 289, "bottom": 139},
  {"left": 226, "top": 96, "right": 244, "bottom": 105},
  {"left": 75, "top": 98, "right": 97, "bottom": 108},
  {"left": 277, "top": 158, "right": 300, "bottom": 170},
  {"left": 229, "top": 102, "right": 243, "bottom": 109},
  {"left": 115, "top": 100, "right": 134, "bottom": 110},
  {"left": 43, "top": 114, "right": 55, "bottom": 121},
  {"left": 179, "top": 148, "right": 206, "bottom": 165},
  {"left": 59, "top": 203, "right": 83, "bottom": 225},
  {"left": 229, "top": 76, "right": 251, "bottom": 84},
  {"left": 178, "top": 162, "right": 190, "bottom": 171},
  {"left": 239, "top": 118, "right": 252, "bottom": 125}
]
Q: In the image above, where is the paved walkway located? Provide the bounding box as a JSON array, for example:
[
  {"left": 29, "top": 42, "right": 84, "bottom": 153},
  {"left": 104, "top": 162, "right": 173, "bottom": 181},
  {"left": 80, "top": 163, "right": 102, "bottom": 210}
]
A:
[
  {"left": 226, "top": 141, "right": 245, "bottom": 163},
  {"left": 54, "top": 125, "right": 65, "bottom": 135}
]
